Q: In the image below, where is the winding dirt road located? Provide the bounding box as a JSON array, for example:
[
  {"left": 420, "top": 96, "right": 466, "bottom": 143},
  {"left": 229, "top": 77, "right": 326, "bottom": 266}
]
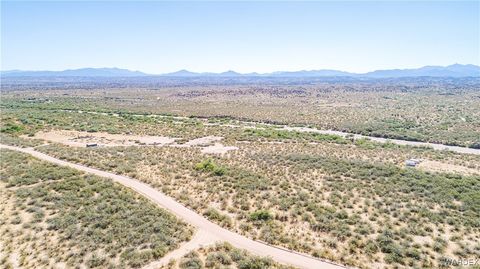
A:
[{"left": 0, "top": 144, "right": 346, "bottom": 269}]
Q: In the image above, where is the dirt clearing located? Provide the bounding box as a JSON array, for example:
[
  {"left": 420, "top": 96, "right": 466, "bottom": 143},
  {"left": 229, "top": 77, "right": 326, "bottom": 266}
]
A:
[
  {"left": 27, "top": 130, "right": 177, "bottom": 147},
  {"left": 25, "top": 130, "right": 238, "bottom": 155},
  {"left": 417, "top": 160, "right": 479, "bottom": 175}
]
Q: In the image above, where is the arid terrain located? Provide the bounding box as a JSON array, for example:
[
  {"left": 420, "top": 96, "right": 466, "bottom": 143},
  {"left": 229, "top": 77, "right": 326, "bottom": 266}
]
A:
[
  {"left": 1, "top": 77, "right": 479, "bottom": 269},
  {"left": 0, "top": 148, "right": 194, "bottom": 268},
  {"left": 3, "top": 0, "right": 479, "bottom": 267}
]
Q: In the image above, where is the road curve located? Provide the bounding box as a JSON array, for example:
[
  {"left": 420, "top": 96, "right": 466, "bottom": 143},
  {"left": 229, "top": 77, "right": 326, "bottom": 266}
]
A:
[{"left": 0, "top": 144, "right": 346, "bottom": 269}]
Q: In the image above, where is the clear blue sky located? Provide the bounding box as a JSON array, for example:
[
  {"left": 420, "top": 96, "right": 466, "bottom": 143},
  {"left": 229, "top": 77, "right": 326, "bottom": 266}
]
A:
[{"left": 1, "top": 1, "right": 479, "bottom": 73}]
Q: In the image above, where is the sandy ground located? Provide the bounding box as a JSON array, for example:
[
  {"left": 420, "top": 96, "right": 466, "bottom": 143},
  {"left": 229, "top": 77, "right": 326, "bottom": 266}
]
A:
[
  {"left": 28, "top": 130, "right": 177, "bottom": 147},
  {"left": 0, "top": 144, "right": 346, "bottom": 269},
  {"left": 25, "top": 131, "right": 237, "bottom": 155},
  {"left": 417, "top": 160, "right": 479, "bottom": 175},
  {"left": 184, "top": 136, "right": 223, "bottom": 146},
  {"left": 201, "top": 143, "right": 238, "bottom": 154},
  {"left": 142, "top": 230, "right": 216, "bottom": 269}
]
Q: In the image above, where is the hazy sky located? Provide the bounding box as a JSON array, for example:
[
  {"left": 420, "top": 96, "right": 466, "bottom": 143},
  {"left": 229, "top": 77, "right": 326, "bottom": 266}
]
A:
[{"left": 1, "top": 1, "right": 479, "bottom": 73}]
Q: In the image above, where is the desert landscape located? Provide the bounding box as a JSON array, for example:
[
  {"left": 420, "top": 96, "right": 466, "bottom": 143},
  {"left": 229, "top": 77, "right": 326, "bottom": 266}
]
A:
[
  {"left": 1, "top": 77, "right": 479, "bottom": 268},
  {"left": 2, "top": 1, "right": 479, "bottom": 268}
]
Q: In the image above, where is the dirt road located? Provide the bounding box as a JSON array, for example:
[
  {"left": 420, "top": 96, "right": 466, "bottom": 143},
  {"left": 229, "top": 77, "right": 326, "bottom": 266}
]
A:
[
  {"left": 56, "top": 110, "right": 480, "bottom": 155},
  {"left": 0, "top": 144, "right": 346, "bottom": 269},
  {"left": 281, "top": 126, "right": 480, "bottom": 155}
]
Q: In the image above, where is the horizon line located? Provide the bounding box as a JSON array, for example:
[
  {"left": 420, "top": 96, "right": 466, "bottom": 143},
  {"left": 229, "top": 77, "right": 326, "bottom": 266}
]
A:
[{"left": 2, "top": 63, "right": 480, "bottom": 75}]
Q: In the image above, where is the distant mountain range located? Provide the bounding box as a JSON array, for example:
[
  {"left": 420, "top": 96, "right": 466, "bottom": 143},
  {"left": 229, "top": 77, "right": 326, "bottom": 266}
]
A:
[
  {"left": 363, "top": 64, "right": 480, "bottom": 78},
  {"left": 1, "top": 68, "right": 146, "bottom": 77},
  {"left": 2, "top": 64, "right": 479, "bottom": 78}
]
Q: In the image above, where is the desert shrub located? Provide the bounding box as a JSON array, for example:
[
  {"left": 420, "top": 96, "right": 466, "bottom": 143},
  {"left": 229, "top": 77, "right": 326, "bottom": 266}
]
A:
[
  {"left": 364, "top": 240, "right": 379, "bottom": 255},
  {"left": 204, "top": 207, "right": 232, "bottom": 227},
  {"left": 243, "top": 128, "right": 347, "bottom": 144},
  {"left": 174, "top": 242, "right": 293, "bottom": 269},
  {"left": 237, "top": 256, "right": 274, "bottom": 269},
  {"left": 377, "top": 231, "right": 405, "bottom": 264},
  {"left": 195, "top": 159, "right": 226, "bottom": 176},
  {"left": 0, "top": 149, "right": 193, "bottom": 268},
  {"left": 0, "top": 122, "right": 24, "bottom": 134},
  {"left": 179, "top": 251, "right": 203, "bottom": 269},
  {"left": 86, "top": 254, "right": 107, "bottom": 268},
  {"left": 249, "top": 210, "right": 273, "bottom": 221},
  {"left": 0, "top": 133, "right": 44, "bottom": 148},
  {"left": 433, "top": 237, "right": 448, "bottom": 253},
  {"left": 205, "top": 251, "right": 232, "bottom": 267}
]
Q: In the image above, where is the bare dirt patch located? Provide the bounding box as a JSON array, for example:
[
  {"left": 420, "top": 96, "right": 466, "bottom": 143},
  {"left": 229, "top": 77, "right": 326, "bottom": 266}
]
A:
[
  {"left": 28, "top": 130, "right": 177, "bottom": 147},
  {"left": 26, "top": 131, "right": 238, "bottom": 155},
  {"left": 417, "top": 160, "right": 479, "bottom": 175},
  {"left": 184, "top": 136, "right": 223, "bottom": 146},
  {"left": 201, "top": 143, "right": 238, "bottom": 155}
]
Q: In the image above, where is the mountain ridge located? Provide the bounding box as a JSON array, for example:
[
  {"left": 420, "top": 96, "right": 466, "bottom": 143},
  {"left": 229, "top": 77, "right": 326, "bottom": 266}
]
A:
[
  {"left": 2, "top": 64, "right": 479, "bottom": 78},
  {"left": 1, "top": 67, "right": 147, "bottom": 77}
]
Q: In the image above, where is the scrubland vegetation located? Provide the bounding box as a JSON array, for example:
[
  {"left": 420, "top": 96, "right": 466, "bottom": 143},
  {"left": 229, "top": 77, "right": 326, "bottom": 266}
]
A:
[
  {"left": 162, "top": 242, "right": 294, "bottom": 269},
  {"left": 3, "top": 78, "right": 478, "bottom": 147},
  {"left": 1, "top": 79, "right": 479, "bottom": 268},
  {"left": 34, "top": 141, "right": 480, "bottom": 268},
  {"left": 0, "top": 133, "right": 45, "bottom": 148},
  {"left": 0, "top": 149, "right": 193, "bottom": 268}
]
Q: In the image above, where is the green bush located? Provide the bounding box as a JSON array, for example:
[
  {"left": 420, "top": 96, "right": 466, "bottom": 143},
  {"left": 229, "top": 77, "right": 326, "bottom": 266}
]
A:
[
  {"left": 249, "top": 210, "right": 273, "bottom": 221},
  {"left": 0, "top": 122, "right": 24, "bottom": 134},
  {"left": 205, "top": 251, "right": 232, "bottom": 267},
  {"left": 179, "top": 251, "right": 203, "bottom": 269},
  {"left": 195, "top": 159, "right": 226, "bottom": 176},
  {"left": 204, "top": 207, "right": 233, "bottom": 227}
]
